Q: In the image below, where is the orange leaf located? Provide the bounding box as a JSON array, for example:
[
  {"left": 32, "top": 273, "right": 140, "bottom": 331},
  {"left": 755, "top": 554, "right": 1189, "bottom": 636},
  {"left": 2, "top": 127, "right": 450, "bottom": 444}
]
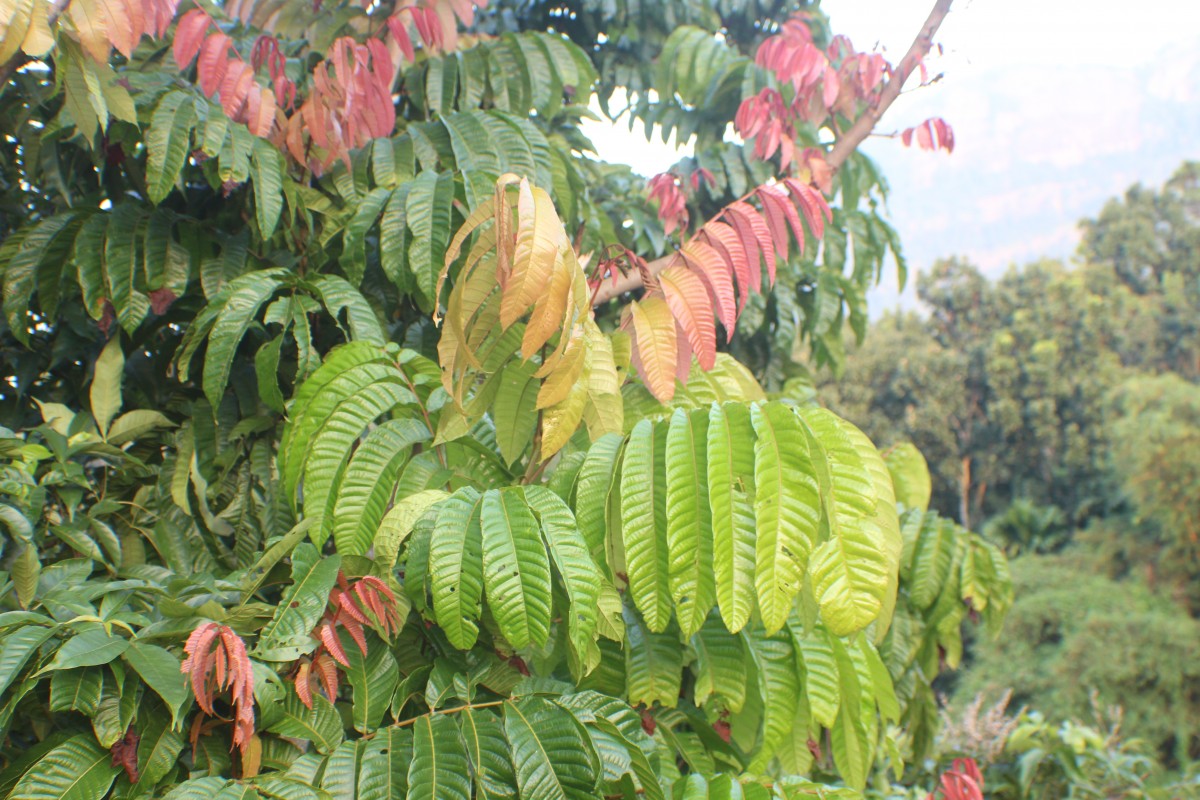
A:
[
  {"left": 681, "top": 241, "right": 736, "bottom": 338},
  {"left": 725, "top": 201, "right": 775, "bottom": 287},
  {"left": 658, "top": 264, "right": 716, "bottom": 371},
  {"left": 197, "top": 33, "right": 232, "bottom": 97},
  {"left": 294, "top": 662, "right": 314, "bottom": 709},
  {"left": 313, "top": 653, "right": 340, "bottom": 703},
  {"left": 99, "top": 0, "right": 144, "bottom": 58},
  {"left": 219, "top": 60, "right": 255, "bottom": 120},
  {"left": 756, "top": 184, "right": 806, "bottom": 259},
  {"left": 700, "top": 222, "right": 752, "bottom": 312},
  {"left": 627, "top": 295, "right": 678, "bottom": 403},
  {"left": 783, "top": 177, "right": 831, "bottom": 241},
  {"left": 68, "top": 0, "right": 112, "bottom": 63},
  {"left": 319, "top": 622, "right": 349, "bottom": 667},
  {"left": 502, "top": 180, "right": 563, "bottom": 329}
]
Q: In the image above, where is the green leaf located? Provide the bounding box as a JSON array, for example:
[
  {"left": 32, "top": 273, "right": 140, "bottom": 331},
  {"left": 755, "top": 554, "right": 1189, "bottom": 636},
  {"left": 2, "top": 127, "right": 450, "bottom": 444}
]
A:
[
  {"left": 505, "top": 697, "right": 597, "bottom": 800},
  {"left": 201, "top": 268, "right": 287, "bottom": 408},
  {"left": 374, "top": 490, "right": 448, "bottom": 572},
  {"left": 251, "top": 138, "right": 286, "bottom": 239},
  {"left": 90, "top": 336, "right": 124, "bottom": 438},
  {"left": 460, "top": 707, "right": 516, "bottom": 799},
  {"left": 0, "top": 625, "right": 56, "bottom": 696},
  {"left": 751, "top": 403, "right": 820, "bottom": 634},
  {"left": 744, "top": 627, "right": 799, "bottom": 773},
  {"left": 49, "top": 667, "right": 103, "bottom": 715},
  {"left": 256, "top": 543, "right": 342, "bottom": 661},
  {"left": 344, "top": 637, "right": 399, "bottom": 734},
  {"left": 48, "top": 629, "right": 129, "bottom": 671},
  {"left": 9, "top": 734, "right": 119, "bottom": 800},
  {"left": 621, "top": 420, "right": 671, "bottom": 632},
  {"left": 122, "top": 641, "right": 188, "bottom": 726},
  {"left": 106, "top": 410, "right": 174, "bottom": 445},
  {"left": 794, "top": 627, "right": 839, "bottom": 728},
  {"left": 332, "top": 418, "right": 431, "bottom": 556},
  {"left": 358, "top": 727, "right": 411, "bottom": 800},
  {"left": 406, "top": 171, "right": 455, "bottom": 307},
  {"left": 623, "top": 607, "right": 681, "bottom": 708},
  {"left": 664, "top": 408, "right": 715, "bottom": 638},
  {"left": 571, "top": 433, "right": 623, "bottom": 575},
  {"left": 311, "top": 274, "right": 386, "bottom": 346},
  {"left": 104, "top": 204, "right": 149, "bottom": 332},
  {"left": 885, "top": 442, "right": 932, "bottom": 512},
  {"left": 911, "top": 514, "right": 956, "bottom": 610},
  {"left": 269, "top": 694, "right": 344, "bottom": 754},
  {"left": 690, "top": 617, "right": 746, "bottom": 713},
  {"left": 408, "top": 713, "right": 471, "bottom": 800},
  {"left": 134, "top": 711, "right": 185, "bottom": 791},
  {"left": 480, "top": 488, "right": 552, "bottom": 649},
  {"left": 322, "top": 740, "right": 363, "bottom": 800},
  {"left": 340, "top": 187, "right": 391, "bottom": 287},
  {"left": 430, "top": 488, "right": 485, "bottom": 650},
  {"left": 706, "top": 403, "right": 757, "bottom": 633},
  {"left": 524, "top": 486, "right": 606, "bottom": 671},
  {"left": 146, "top": 91, "right": 196, "bottom": 204},
  {"left": 492, "top": 359, "right": 539, "bottom": 466},
  {"left": 256, "top": 335, "right": 286, "bottom": 413}
]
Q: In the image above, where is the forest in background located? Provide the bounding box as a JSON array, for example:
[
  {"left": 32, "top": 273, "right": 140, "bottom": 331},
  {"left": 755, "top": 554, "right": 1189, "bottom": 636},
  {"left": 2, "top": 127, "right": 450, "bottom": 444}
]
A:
[{"left": 818, "top": 162, "right": 1200, "bottom": 776}]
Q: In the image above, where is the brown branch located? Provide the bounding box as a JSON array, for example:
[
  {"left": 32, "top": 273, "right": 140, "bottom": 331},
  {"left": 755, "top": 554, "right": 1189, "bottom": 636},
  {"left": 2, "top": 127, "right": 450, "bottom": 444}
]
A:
[
  {"left": 0, "top": 0, "right": 73, "bottom": 91},
  {"left": 591, "top": 0, "right": 954, "bottom": 307}
]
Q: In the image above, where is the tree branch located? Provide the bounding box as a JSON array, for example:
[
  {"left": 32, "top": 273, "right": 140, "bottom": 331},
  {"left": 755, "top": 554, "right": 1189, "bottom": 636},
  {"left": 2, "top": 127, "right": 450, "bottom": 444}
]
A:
[{"left": 591, "top": 0, "right": 954, "bottom": 307}]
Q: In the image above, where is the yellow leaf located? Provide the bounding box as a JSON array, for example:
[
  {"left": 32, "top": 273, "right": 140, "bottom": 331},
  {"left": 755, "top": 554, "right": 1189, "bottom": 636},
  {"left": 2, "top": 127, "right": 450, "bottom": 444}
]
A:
[
  {"left": 0, "top": 0, "right": 30, "bottom": 63},
  {"left": 540, "top": 358, "right": 590, "bottom": 459},
  {"left": 582, "top": 327, "right": 623, "bottom": 439},
  {"left": 501, "top": 180, "right": 563, "bottom": 329},
  {"left": 521, "top": 248, "right": 573, "bottom": 359},
  {"left": 628, "top": 296, "right": 678, "bottom": 403},
  {"left": 66, "top": 0, "right": 110, "bottom": 62},
  {"left": 20, "top": 0, "right": 54, "bottom": 57},
  {"left": 536, "top": 327, "right": 585, "bottom": 410}
]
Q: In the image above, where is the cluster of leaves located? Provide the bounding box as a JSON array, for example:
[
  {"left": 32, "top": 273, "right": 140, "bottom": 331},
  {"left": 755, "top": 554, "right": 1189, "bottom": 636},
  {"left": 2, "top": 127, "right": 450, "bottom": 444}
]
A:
[{"left": 0, "top": 0, "right": 1014, "bottom": 797}]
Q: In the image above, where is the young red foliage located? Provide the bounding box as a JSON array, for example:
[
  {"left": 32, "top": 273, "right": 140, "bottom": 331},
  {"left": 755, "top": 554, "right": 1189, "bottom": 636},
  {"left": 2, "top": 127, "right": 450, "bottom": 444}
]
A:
[
  {"left": 902, "top": 117, "right": 955, "bottom": 153},
  {"left": 110, "top": 727, "right": 140, "bottom": 782},
  {"left": 181, "top": 622, "right": 256, "bottom": 754},
  {"left": 928, "top": 758, "right": 984, "bottom": 800},
  {"left": 647, "top": 172, "right": 690, "bottom": 236}
]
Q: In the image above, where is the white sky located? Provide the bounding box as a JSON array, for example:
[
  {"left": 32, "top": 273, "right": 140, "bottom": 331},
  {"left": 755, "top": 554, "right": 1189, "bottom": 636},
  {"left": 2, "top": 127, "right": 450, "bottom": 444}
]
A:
[{"left": 582, "top": 1, "right": 1200, "bottom": 308}]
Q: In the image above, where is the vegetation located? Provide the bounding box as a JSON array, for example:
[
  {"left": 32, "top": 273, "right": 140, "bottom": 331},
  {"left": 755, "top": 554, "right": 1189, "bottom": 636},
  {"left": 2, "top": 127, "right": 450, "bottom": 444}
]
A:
[{"left": 0, "top": 1, "right": 1026, "bottom": 799}]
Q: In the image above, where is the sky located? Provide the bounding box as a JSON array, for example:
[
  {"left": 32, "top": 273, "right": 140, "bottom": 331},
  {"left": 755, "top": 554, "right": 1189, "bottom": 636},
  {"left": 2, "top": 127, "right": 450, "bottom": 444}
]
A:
[{"left": 581, "top": 0, "right": 1200, "bottom": 312}]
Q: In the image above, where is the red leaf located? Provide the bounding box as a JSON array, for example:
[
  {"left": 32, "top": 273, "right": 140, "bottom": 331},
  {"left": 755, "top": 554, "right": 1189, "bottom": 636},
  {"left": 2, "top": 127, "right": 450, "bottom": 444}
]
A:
[
  {"left": 198, "top": 33, "right": 233, "bottom": 97},
  {"left": 294, "top": 662, "right": 314, "bottom": 709},
  {"left": 387, "top": 15, "right": 415, "bottom": 64},
  {"left": 149, "top": 287, "right": 176, "bottom": 315},
  {"left": 313, "top": 653, "right": 340, "bottom": 702},
  {"left": 783, "top": 177, "right": 832, "bottom": 241},
  {"left": 219, "top": 60, "right": 255, "bottom": 120},
  {"left": 110, "top": 727, "right": 139, "bottom": 782},
  {"left": 173, "top": 9, "right": 212, "bottom": 69},
  {"left": 658, "top": 265, "right": 716, "bottom": 371},
  {"left": 674, "top": 321, "right": 693, "bottom": 384},
  {"left": 757, "top": 183, "right": 807, "bottom": 259}
]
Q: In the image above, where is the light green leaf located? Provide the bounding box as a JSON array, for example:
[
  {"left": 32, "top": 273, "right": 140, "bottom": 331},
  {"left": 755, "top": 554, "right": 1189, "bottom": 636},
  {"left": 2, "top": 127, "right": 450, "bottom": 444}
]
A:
[
  {"left": 460, "top": 707, "right": 516, "bottom": 799},
  {"left": 430, "top": 488, "right": 485, "bottom": 650},
  {"left": 90, "top": 336, "right": 124, "bottom": 438},
  {"left": 408, "top": 713, "right": 471, "bottom": 800},
  {"left": 255, "top": 543, "right": 341, "bottom": 661},
  {"left": 706, "top": 402, "right": 757, "bottom": 633},
  {"left": 493, "top": 359, "right": 539, "bottom": 466},
  {"left": 621, "top": 420, "right": 671, "bottom": 632},
  {"left": 504, "top": 697, "right": 597, "bottom": 800},
  {"left": 664, "top": 408, "right": 715, "bottom": 638},
  {"left": 374, "top": 489, "right": 448, "bottom": 572},
  {"left": 623, "top": 607, "right": 681, "bottom": 708},
  {"left": 480, "top": 488, "right": 552, "bottom": 649}
]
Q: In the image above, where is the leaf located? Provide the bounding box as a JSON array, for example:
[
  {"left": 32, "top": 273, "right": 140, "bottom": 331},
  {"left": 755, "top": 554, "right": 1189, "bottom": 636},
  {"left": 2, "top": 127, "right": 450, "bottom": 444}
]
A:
[
  {"left": 911, "top": 514, "right": 956, "bottom": 610},
  {"left": 505, "top": 697, "right": 597, "bottom": 799},
  {"left": 572, "top": 433, "right": 623, "bottom": 575},
  {"left": 9, "top": 734, "right": 119, "bottom": 800},
  {"left": 794, "top": 626, "right": 840, "bottom": 729},
  {"left": 690, "top": 618, "right": 747, "bottom": 713},
  {"left": 358, "top": 727, "right": 412, "bottom": 800},
  {"left": 408, "top": 713, "right": 471, "bottom": 800},
  {"left": 620, "top": 420, "right": 672, "bottom": 632},
  {"left": 201, "top": 269, "right": 286, "bottom": 408},
  {"left": 146, "top": 91, "right": 196, "bottom": 204},
  {"left": 885, "top": 443, "right": 932, "bottom": 512},
  {"left": 706, "top": 403, "right": 757, "bottom": 633},
  {"left": 751, "top": 403, "right": 821, "bottom": 633},
  {"left": 256, "top": 335, "right": 286, "bottom": 413},
  {"left": 344, "top": 635, "right": 399, "bottom": 733},
  {"left": 270, "top": 694, "right": 344, "bottom": 754},
  {"left": 49, "top": 668, "right": 104, "bottom": 715},
  {"left": 104, "top": 204, "right": 149, "bottom": 332},
  {"left": 90, "top": 336, "right": 124, "bottom": 438},
  {"left": 0, "top": 625, "right": 57, "bottom": 697},
  {"left": 374, "top": 489, "right": 448, "bottom": 572},
  {"left": 122, "top": 642, "right": 188, "bottom": 725},
  {"left": 628, "top": 296, "right": 678, "bottom": 403},
  {"left": 664, "top": 408, "right": 715, "bottom": 638},
  {"left": 480, "top": 488, "right": 552, "bottom": 648},
  {"left": 460, "top": 707, "right": 516, "bottom": 799},
  {"left": 659, "top": 265, "right": 716, "bottom": 372},
  {"left": 406, "top": 170, "right": 455, "bottom": 307},
  {"left": 623, "top": 607, "right": 682, "bottom": 708},
  {"left": 256, "top": 543, "right": 342, "bottom": 661},
  {"left": 252, "top": 139, "right": 286, "bottom": 239},
  {"left": 524, "top": 486, "right": 605, "bottom": 670},
  {"left": 502, "top": 179, "right": 565, "bottom": 329},
  {"left": 106, "top": 408, "right": 175, "bottom": 446},
  {"left": 492, "top": 359, "right": 539, "bottom": 466},
  {"left": 331, "top": 418, "right": 431, "bottom": 556},
  {"left": 134, "top": 712, "right": 185, "bottom": 791},
  {"left": 744, "top": 627, "right": 799, "bottom": 773},
  {"left": 48, "top": 629, "right": 129, "bottom": 670},
  {"left": 430, "top": 488, "right": 485, "bottom": 650}
]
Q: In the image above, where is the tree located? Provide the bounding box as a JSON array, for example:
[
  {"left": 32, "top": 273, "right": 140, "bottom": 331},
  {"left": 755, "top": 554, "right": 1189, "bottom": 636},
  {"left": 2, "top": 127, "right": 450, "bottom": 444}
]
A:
[{"left": 0, "top": 1, "right": 1011, "bottom": 798}]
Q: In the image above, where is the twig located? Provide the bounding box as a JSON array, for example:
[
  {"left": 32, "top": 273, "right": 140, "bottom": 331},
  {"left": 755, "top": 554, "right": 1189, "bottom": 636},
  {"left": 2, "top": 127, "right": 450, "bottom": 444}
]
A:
[{"left": 590, "top": 0, "right": 954, "bottom": 306}]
